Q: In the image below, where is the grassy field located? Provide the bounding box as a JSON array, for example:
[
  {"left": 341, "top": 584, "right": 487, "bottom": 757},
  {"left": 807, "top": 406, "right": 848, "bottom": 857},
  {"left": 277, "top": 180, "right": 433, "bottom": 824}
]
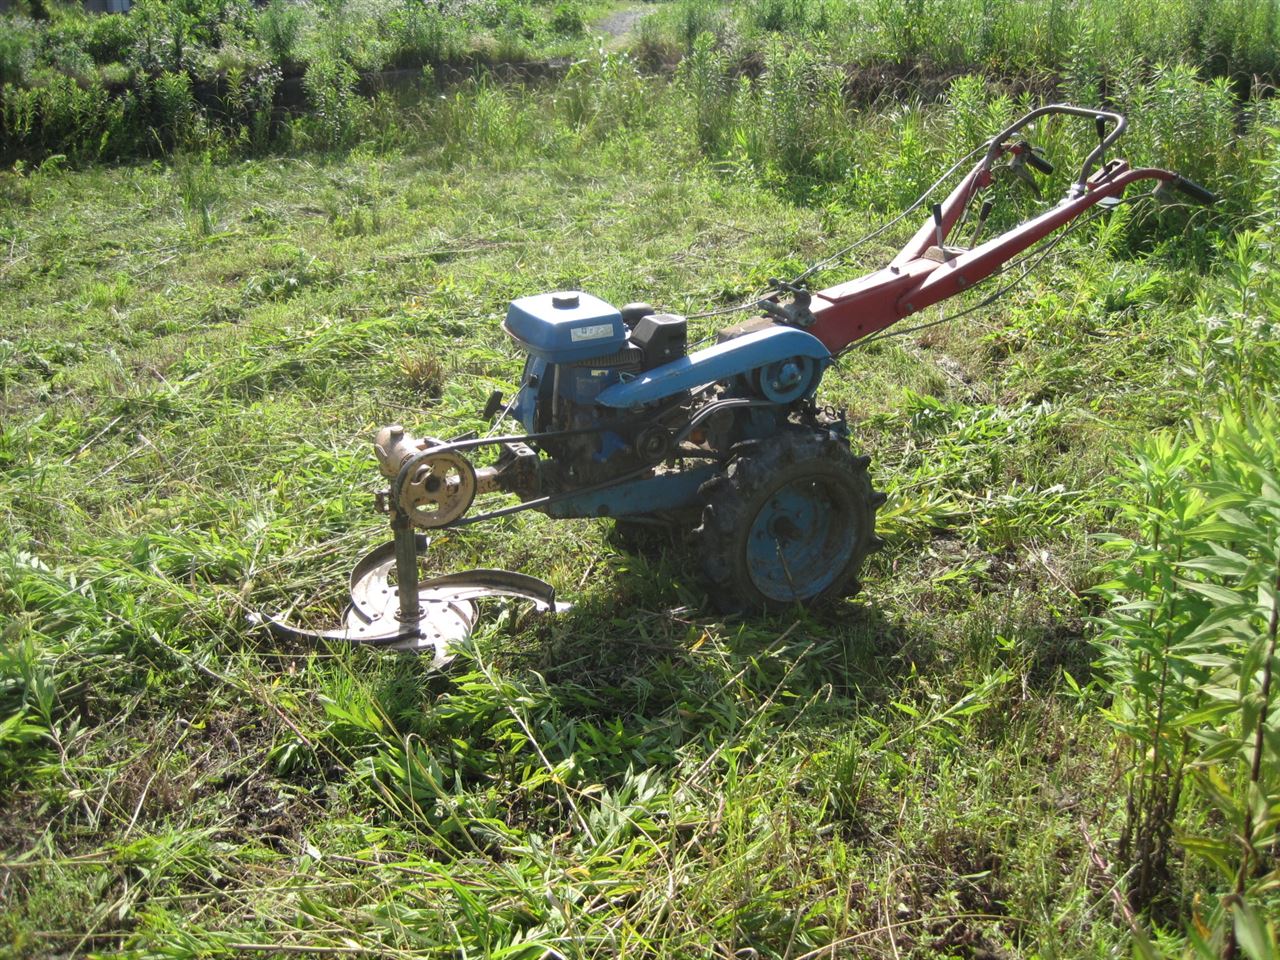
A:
[{"left": 3, "top": 6, "right": 1280, "bottom": 958}]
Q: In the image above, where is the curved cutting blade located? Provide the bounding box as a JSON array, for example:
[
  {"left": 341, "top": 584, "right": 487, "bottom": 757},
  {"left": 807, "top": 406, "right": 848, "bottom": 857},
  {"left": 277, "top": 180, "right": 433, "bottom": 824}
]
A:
[{"left": 252, "top": 540, "right": 561, "bottom": 668}]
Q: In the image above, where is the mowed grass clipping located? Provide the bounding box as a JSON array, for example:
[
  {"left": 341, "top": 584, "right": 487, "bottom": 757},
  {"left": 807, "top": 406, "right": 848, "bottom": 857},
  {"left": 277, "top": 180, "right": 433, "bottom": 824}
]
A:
[{"left": 1, "top": 72, "right": 1277, "bottom": 958}]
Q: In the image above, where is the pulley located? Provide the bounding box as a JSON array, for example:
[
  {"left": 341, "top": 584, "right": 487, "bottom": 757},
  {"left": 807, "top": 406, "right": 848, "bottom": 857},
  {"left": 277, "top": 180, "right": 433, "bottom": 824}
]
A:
[{"left": 399, "top": 448, "right": 478, "bottom": 529}]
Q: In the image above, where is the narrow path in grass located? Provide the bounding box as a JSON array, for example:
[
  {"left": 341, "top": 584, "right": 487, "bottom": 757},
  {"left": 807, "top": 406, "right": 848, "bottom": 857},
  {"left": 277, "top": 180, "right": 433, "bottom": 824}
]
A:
[{"left": 593, "top": 5, "right": 652, "bottom": 46}]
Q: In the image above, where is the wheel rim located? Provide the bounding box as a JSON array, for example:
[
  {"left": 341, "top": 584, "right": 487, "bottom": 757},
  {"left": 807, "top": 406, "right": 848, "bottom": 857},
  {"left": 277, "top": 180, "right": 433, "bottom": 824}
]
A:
[{"left": 746, "top": 476, "right": 857, "bottom": 602}]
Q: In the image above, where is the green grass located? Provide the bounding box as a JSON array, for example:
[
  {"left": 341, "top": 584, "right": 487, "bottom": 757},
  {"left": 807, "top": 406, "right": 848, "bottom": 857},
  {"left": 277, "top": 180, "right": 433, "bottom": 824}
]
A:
[
  {"left": 1, "top": 58, "right": 1278, "bottom": 960},
  {"left": 0, "top": 0, "right": 648, "bottom": 164}
]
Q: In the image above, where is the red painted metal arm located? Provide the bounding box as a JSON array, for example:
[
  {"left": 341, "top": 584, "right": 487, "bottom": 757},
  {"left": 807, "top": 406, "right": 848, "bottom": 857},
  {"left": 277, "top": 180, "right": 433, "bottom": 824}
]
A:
[
  {"left": 901, "top": 166, "right": 1176, "bottom": 312},
  {"left": 891, "top": 156, "right": 995, "bottom": 267},
  {"left": 804, "top": 164, "right": 1179, "bottom": 354}
]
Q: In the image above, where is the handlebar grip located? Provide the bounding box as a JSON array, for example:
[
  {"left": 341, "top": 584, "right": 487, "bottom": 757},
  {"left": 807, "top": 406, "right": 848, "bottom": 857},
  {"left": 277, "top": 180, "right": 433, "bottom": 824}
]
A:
[
  {"left": 1173, "top": 175, "right": 1218, "bottom": 205},
  {"left": 1026, "top": 152, "right": 1054, "bottom": 176}
]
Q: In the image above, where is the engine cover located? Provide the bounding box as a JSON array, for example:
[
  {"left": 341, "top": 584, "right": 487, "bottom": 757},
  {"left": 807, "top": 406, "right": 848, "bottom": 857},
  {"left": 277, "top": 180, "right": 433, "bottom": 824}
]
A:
[{"left": 504, "top": 291, "right": 626, "bottom": 363}]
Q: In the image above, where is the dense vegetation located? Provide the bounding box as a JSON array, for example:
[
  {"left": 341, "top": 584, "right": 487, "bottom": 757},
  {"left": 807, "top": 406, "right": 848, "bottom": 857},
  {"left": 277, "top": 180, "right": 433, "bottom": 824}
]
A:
[
  {"left": 2, "top": 1, "right": 1279, "bottom": 957},
  {"left": 645, "top": 0, "right": 1280, "bottom": 79},
  {"left": 0, "top": 0, "right": 601, "bottom": 162},
  {"left": 2, "top": 0, "right": 1280, "bottom": 163}
]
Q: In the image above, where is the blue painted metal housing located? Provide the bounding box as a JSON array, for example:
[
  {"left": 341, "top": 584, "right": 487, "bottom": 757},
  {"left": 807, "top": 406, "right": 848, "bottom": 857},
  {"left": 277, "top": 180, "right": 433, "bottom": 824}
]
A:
[
  {"left": 512, "top": 355, "right": 550, "bottom": 433},
  {"left": 595, "top": 326, "right": 831, "bottom": 409},
  {"left": 504, "top": 291, "right": 626, "bottom": 363},
  {"left": 545, "top": 464, "right": 719, "bottom": 518}
]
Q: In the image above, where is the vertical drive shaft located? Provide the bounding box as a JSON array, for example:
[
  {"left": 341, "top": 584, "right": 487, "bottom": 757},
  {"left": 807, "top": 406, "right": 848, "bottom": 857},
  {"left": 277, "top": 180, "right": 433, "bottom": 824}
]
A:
[{"left": 391, "top": 511, "right": 422, "bottom": 624}]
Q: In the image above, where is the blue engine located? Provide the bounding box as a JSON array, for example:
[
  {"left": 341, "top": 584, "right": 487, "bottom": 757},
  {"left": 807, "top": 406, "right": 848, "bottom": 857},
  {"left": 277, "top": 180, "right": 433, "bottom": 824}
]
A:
[
  {"left": 505, "top": 291, "right": 690, "bottom": 436},
  {"left": 506, "top": 291, "right": 632, "bottom": 432},
  {"left": 505, "top": 291, "right": 628, "bottom": 364},
  {"left": 498, "top": 289, "right": 833, "bottom": 515}
]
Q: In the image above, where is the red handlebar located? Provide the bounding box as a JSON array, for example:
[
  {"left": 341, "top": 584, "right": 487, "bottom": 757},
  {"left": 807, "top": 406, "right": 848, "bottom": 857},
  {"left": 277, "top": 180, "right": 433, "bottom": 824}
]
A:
[{"left": 793, "top": 106, "right": 1205, "bottom": 355}]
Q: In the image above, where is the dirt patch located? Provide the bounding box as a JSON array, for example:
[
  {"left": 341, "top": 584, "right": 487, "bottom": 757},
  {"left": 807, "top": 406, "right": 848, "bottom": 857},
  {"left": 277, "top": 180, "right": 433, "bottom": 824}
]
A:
[{"left": 594, "top": 7, "right": 648, "bottom": 39}]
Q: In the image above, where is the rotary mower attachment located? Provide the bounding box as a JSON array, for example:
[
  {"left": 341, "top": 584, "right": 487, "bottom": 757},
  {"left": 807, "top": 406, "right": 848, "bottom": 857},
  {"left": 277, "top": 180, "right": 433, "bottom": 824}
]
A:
[
  {"left": 258, "top": 104, "right": 1217, "bottom": 660},
  {"left": 255, "top": 431, "right": 567, "bottom": 668},
  {"left": 255, "top": 527, "right": 561, "bottom": 668}
]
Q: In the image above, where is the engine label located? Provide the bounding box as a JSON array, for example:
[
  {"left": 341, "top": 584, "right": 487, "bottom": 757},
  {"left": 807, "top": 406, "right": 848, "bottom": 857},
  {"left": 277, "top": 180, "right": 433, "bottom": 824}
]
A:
[{"left": 570, "top": 323, "right": 614, "bottom": 342}]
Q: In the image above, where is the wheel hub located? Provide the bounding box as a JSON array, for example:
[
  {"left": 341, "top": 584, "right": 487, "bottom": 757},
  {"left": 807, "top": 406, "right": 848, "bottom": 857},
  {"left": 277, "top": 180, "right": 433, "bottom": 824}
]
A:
[
  {"left": 747, "top": 477, "right": 858, "bottom": 603},
  {"left": 766, "top": 509, "right": 802, "bottom": 542}
]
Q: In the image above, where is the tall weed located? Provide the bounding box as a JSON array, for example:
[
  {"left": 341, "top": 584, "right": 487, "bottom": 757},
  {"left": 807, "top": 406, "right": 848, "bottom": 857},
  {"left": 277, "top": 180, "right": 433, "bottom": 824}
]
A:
[
  {"left": 676, "top": 32, "right": 733, "bottom": 154},
  {"left": 1096, "top": 408, "right": 1280, "bottom": 942},
  {"left": 151, "top": 68, "right": 197, "bottom": 149},
  {"left": 0, "top": 18, "right": 36, "bottom": 87},
  {"left": 255, "top": 0, "right": 304, "bottom": 67},
  {"left": 675, "top": 0, "right": 726, "bottom": 54},
  {"left": 561, "top": 51, "right": 652, "bottom": 139},
  {"left": 174, "top": 150, "right": 219, "bottom": 236},
  {"left": 1095, "top": 205, "right": 1280, "bottom": 944},
  {"left": 302, "top": 54, "right": 362, "bottom": 148}
]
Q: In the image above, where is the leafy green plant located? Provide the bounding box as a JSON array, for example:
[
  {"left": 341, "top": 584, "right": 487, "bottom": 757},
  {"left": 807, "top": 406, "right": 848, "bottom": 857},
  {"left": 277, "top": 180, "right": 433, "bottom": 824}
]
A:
[
  {"left": 1094, "top": 433, "right": 1214, "bottom": 917},
  {"left": 549, "top": 1, "right": 585, "bottom": 37},
  {"left": 255, "top": 0, "right": 303, "bottom": 66},
  {"left": 676, "top": 0, "right": 725, "bottom": 54},
  {"left": 151, "top": 68, "right": 197, "bottom": 149},
  {"left": 83, "top": 10, "right": 137, "bottom": 65},
  {"left": 1095, "top": 408, "right": 1280, "bottom": 945},
  {"left": 676, "top": 31, "right": 733, "bottom": 154},
  {"left": 302, "top": 53, "right": 362, "bottom": 148},
  {"left": 561, "top": 50, "right": 651, "bottom": 137},
  {"left": 0, "top": 18, "right": 37, "bottom": 87}
]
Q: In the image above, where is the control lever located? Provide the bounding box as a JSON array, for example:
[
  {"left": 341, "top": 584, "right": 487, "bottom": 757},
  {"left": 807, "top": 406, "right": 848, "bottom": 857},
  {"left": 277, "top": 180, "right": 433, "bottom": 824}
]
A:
[
  {"left": 970, "top": 199, "right": 995, "bottom": 245},
  {"left": 1025, "top": 149, "right": 1054, "bottom": 176},
  {"left": 1012, "top": 140, "right": 1054, "bottom": 177}
]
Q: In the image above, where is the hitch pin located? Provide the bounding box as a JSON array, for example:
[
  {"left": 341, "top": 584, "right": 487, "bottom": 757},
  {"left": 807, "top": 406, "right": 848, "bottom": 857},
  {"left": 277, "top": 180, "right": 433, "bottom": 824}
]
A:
[
  {"left": 970, "top": 199, "right": 994, "bottom": 246},
  {"left": 932, "top": 202, "right": 945, "bottom": 252}
]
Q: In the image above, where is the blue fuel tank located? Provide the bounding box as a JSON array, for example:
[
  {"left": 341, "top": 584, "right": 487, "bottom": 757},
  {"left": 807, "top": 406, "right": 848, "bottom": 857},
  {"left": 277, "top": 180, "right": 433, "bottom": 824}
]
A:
[{"left": 503, "top": 291, "right": 626, "bottom": 363}]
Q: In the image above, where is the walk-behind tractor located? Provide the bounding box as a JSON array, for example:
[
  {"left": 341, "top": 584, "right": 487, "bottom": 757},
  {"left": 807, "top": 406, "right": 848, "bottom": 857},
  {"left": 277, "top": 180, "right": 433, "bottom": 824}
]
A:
[{"left": 261, "top": 105, "right": 1215, "bottom": 662}]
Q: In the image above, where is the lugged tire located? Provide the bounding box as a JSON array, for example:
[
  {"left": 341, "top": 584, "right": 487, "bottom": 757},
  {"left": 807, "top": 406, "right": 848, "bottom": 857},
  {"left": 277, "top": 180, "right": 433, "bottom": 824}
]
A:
[
  {"left": 608, "top": 516, "right": 674, "bottom": 556},
  {"left": 694, "top": 429, "right": 885, "bottom": 612}
]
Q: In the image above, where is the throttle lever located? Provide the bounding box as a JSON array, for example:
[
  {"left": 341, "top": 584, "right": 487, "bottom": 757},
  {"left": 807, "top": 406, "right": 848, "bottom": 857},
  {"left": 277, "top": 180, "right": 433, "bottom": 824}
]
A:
[
  {"left": 1013, "top": 140, "right": 1054, "bottom": 176},
  {"left": 1025, "top": 150, "right": 1054, "bottom": 176},
  {"left": 1010, "top": 140, "right": 1055, "bottom": 181}
]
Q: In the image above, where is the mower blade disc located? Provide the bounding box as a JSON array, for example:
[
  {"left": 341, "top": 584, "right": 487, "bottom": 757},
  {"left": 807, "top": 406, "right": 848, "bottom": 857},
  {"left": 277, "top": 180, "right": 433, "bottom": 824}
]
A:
[
  {"left": 254, "top": 601, "right": 473, "bottom": 667},
  {"left": 253, "top": 543, "right": 562, "bottom": 668}
]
